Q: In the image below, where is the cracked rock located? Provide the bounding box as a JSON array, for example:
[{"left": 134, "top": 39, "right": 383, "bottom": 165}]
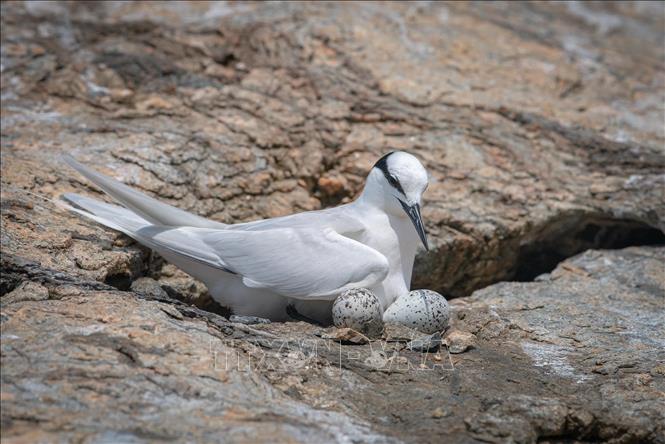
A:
[{"left": 1, "top": 2, "right": 664, "bottom": 443}]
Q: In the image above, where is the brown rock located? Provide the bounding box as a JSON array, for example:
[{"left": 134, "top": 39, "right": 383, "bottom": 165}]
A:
[
  {"left": 2, "top": 281, "right": 49, "bottom": 304},
  {"left": 2, "top": 2, "right": 664, "bottom": 443},
  {"left": 321, "top": 327, "right": 370, "bottom": 345},
  {"left": 130, "top": 277, "right": 168, "bottom": 299},
  {"left": 443, "top": 330, "right": 476, "bottom": 354},
  {"left": 431, "top": 407, "right": 449, "bottom": 419},
  {"left": 317, "top": 175, "right": 348, "bottom": 197}
]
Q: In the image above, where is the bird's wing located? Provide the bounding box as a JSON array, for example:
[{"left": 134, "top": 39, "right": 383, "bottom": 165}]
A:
[
  {"left": 229, "top": 205, "right": 365, "bottom": 234},
  {"left": 144, "top": 226, "right": 390, "bottom": 300},
  {"left": 63, "top": 155, "right": 227, "bottom": 228},
  {"left": 63, "top": 193, "right": 387, "bottom": 299}
]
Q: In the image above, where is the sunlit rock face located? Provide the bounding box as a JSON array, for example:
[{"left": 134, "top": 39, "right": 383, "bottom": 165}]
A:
[{"left": 1, "top": 2, "right": 664, "bottom": 443}]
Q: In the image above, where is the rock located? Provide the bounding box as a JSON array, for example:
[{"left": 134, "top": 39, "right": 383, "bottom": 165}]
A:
[
  {"left": 0, "top": 289, "right": 387, "bottom": 443},
  {"left": 443, "top": 330, "right": 476, "bottom": 354},
  {"left": 135, "top": 95, "right": 174, "bottom": 112},
  {"left": 363, "top": 350, "right": 389, "bottom": 369},
  {"left": 3, "top": 236, "right": 665, "bottom": 443},
  {"left": 2, "top": 1, "right": 662, "bottom": 303},
  {"left": 317, "top": 175, "right": 348, "bottom": 197},
  {"left": 153, "top": 263, "right": 216, "bottom": 310},
  {"left": 2, "top": 1, "right": 665, "bottom": 442},
  {"left": 383, "top": 322, "right": 423, "bottom": 342},
  {"left": 406, "top": 332, "right": 442, "bottom": 353},
  {"left": 383, "top": 289, "right": 450, "bottom": 334},
  {"left": 1, "top": 281, "right": 49, "bottom": 304},
  {"left": 431, "top": 407, "right": 449, "bottom": 419},
  {"left": 465, "top": 395, "right": 570, "bottom": 443},
  {"left": 229, "top": 315, "right": 271, "bottom": 325},
  {"left": 454, "top": 247, "right": 665, "bottom": 443},
  {"left": 130, "top": 277, "right": 168, "bottom": 299},
  {"left": 332, "top": 288, "right": 384, "bottom": 339},
  {"left": 321, "top": 327, "right": 370, "bottom": 345}
]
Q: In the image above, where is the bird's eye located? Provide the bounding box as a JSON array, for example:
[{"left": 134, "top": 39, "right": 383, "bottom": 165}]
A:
[{"left": 384, "top": 172, "right": 406, "bottom": 195}]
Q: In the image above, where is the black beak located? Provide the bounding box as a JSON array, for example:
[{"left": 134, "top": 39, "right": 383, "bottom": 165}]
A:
[{"left": 398, "top": 199, "right": 429, "bottom": 251}]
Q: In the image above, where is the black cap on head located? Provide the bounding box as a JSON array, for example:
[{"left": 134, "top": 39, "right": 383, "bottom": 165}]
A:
[{"left": 373, "top": 152, "right": 405, "bottom": 195}]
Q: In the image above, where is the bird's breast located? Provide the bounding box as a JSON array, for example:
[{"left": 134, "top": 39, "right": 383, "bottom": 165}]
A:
[{"left": 356, "top": 212, "right": 418, "bottom": 310}]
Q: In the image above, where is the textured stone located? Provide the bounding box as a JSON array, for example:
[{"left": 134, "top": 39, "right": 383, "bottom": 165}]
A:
[
  {"left": 2, "top": 2, "right": 663, "bottom": 298},
  {"left": 130, "top": 277, "right": 168, "bottom": 299},
  {"left": 443, "top": 330, "right": 476, "bottom": 354},
  {"left": 321, "top": 327, "right": 371, "bottom": 345},
  {"left": 229, "top": 315, "right": 271, "bottom": 325},
  {"left": 406, "top": 332, "right": 442, "bottom": 353},
  {"left": 1, "top": 2, "right": 664, "bottom": 443},
  {"left": 1, "top": 281, "right": 49, "bottom": 305},
  {"left": 2, "top": 247, "right": 663, "bottom": 443}
]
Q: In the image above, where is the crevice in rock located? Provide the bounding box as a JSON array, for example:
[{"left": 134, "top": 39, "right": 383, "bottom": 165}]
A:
[
  {"left": 414, "top": 215, "right": 665, "bottom": 299},
  {"left": 495, "top": 107, "right": 665, "bottom": 175},
  {"left": 103, "top": 273, "right": 133, "bottom": 291},
  {"left": 513, "top": 217, "right": 665, "bottom": 281},
  {"left": 0, "top": 271, "right": 23, "bottom": 297},
  {"left": 161, "top": 284, "right": 231, "bottom": 318},
  {"left": 0, "top": 254, "right": 117, "bottom": 296}
]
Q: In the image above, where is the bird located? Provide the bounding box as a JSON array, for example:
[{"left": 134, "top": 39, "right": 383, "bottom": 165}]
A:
[{"left": 61, "top": 151, "right": 430, "bottom": 325}]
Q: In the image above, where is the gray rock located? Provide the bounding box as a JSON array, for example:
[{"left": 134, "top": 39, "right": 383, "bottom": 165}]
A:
[
  {"left": 1, "top": 1, "right": 665, "bottom": 443},
  {"left": 332, "top": 288, "right": 384, "bottom": 338},
  {"left": 456, "top": 247, "right": 665, "bottom": 443},
  {"left": 130, "top": 277, "right": 168, "bottom": 298},
  {"left": 406, "top": 332, "right": 442, "bottom": 353},
  {"left": 383, "top": 322, "right": 424, "bottom": 342},
  {"left": 443, "top": 330, "right": 476, "bottom": 354},
  {"left": 1, "top": 281, "right": 49, "bottom": 304},
  {"left": 229, "top": 315, "right": 271, "bottom": 325},
  {"left": 3, "top": 232, "right": 665, "bottom": 443},
  {"left": 383, "top": 289, "right": 450, "bottom": 334}
]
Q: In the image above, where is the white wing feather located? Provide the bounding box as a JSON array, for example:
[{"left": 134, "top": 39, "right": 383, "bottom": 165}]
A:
[{"left": 197, "top": 227, "right": 389, "bottom": 299}]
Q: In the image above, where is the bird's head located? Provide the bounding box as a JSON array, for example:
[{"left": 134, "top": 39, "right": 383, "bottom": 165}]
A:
[{"left": 364, "top": 151, "right": 429, "bottom": 250}]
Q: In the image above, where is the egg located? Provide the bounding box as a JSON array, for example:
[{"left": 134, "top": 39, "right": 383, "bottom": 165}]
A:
[
  {"left": 383, "top": 289, "right": 450, "bottom": 334},
  {"left": 332, "top": 288, "right": 384, "bottom": 338}
]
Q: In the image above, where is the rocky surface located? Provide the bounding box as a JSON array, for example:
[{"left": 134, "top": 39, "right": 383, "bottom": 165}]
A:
[
  {"left": 3, "top": 244, "right": 664, "bottom": 443},
  {"left": 2, "top": 2, "right": 664, "bottom": 443}
]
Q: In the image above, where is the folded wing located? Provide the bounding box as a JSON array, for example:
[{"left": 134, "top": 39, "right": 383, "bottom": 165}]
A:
[
  {"left": 63, "top": 194, "right": 388, "bottom": 300},
  {"left": 145, "top": 226, "right": 389, "bottom": 300}
]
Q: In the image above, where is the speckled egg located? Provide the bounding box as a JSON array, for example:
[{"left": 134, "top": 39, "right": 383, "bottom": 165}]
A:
[
  {"left": 332, "top": 288, "right": 384, "bottom": 338},
  {"left": 383, "top": 289, "right": 450, "bottom": 334}
]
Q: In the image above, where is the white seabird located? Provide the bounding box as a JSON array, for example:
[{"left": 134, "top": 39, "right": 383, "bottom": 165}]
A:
[{"left": 61, "top": 151, "right": 429, "bottom": 324}]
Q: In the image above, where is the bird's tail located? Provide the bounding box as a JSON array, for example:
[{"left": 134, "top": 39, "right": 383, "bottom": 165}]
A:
[
  {"left": 62, "top": 155, "right": 226, "bottom": 229},
  {"left": 62, "top": 193, "right": 233, "bottom": 276},
  {"left": 61, "top": 193, "right": 150, "bottom": 235}
]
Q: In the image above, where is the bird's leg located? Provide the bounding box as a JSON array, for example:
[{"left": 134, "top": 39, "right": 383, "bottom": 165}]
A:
[{"left": 286, "top": 304, "right": 325, "bottom": 326}]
